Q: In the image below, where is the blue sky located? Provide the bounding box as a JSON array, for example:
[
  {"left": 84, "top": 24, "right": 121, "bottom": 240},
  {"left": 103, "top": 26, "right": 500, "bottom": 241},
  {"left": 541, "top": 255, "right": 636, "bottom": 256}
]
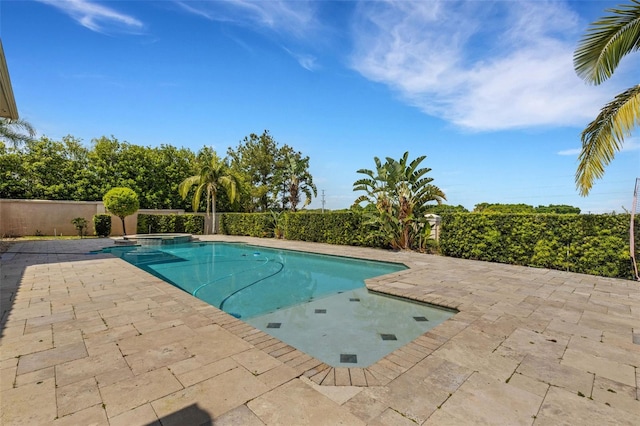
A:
[{"left": 2, "top": 0, "right": 639, "bottom": 212}]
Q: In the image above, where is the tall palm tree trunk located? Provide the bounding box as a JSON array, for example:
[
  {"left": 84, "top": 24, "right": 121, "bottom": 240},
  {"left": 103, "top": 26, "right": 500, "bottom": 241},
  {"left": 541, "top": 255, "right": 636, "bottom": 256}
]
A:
[{"left": 211, "top": 194, "right": 217, "bottom": 234}]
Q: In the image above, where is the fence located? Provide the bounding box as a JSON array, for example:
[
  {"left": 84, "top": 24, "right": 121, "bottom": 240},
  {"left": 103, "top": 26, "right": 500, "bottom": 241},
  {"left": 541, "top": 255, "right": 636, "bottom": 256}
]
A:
[{"left": 0, "top": 199, "right": 187, "bottom": 237}]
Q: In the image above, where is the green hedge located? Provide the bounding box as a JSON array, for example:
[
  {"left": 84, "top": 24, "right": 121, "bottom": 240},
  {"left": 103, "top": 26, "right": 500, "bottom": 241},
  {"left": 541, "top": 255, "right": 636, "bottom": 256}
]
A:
[
  {"left": 439, "top": 213, "right": 639, "bottom": 279},
  {"left": 284, "top": 212, "right": 379, "bottom": 246},
  {"left": 219, "top": 213, "right": 273, "bottom": 237},
  {"left": 214, "top": 211, "right": 638, "bottom": 280},
  {"left": 93, "top": 214, "right": 111, "bottom": 237},
  {"left": 137, "top": 214, "right": 204, "bottom": 234},
  {"left": 218, "top": 211, "right": 384, "bottom": 247}
]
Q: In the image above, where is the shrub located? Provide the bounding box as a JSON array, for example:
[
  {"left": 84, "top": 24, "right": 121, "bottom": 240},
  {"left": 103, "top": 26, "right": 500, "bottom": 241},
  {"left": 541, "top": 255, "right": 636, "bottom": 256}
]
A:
[
  {"left": 93, "top": 214, "right": 111, "bottom": 237},
  {"left": 218, "top": 211, "right": 384, "bottom": 247},
  {"left": 440, "top": 213, "right": 638, "bottom": 279},
  {"left": 219, "top": 213, "right": 272, "bottom": 237},
  {"left": 136, "top": 214, "right": 204, "bottom": 235},
  {"left": 71, "top": 217, "right": 87, "bottom": 238}
]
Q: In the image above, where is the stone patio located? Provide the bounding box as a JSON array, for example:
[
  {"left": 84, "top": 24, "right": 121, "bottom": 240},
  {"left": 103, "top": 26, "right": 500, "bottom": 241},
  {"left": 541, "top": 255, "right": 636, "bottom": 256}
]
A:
[{"left": 1, "top": 236, "right": 638, "bottom": 425}]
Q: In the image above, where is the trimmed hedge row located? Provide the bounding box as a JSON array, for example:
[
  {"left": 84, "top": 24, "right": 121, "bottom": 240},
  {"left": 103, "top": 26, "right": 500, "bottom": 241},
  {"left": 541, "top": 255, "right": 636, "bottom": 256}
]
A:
[
  {"left": 148, "top": 211, "right": 637, "bottom": 280},
  {"left": 219, "top": 211, "right": 384, "bottom": 247},
  {"left": 284, "top": 212, "right": 379, "bottom": 246},
  {"left": 136, "top": 214, "right": 204, "bottom": 234},
  {"left": 219, "top": 213, "right": 273, "bottom": 238},
  {"left": 439, "top": 213, "right": 639, "bottom": 279}
]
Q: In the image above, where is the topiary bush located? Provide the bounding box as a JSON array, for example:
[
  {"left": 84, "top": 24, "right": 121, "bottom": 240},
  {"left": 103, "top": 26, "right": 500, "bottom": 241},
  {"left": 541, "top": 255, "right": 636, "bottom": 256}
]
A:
[
  {"left": 103, "top": 187, "right": 139, "bottom": 236},
  {"left": 93, "top": 214, "right": 111, "bottom": 237}
]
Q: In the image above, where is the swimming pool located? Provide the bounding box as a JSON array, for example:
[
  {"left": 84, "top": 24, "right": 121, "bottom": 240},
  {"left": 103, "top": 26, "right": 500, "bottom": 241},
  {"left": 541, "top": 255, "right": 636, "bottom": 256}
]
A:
[{"left": 104, "top": 242, "right": 455, "bottom": 366}]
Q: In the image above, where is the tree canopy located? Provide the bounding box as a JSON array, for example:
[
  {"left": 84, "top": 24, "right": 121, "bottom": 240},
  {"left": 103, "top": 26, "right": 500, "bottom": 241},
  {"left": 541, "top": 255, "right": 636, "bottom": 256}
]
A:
[
  {"left": 473, "top": 203, "right": 581, "bottom": 214},
  {"left": 227, "top": 130, "right": 315, "bottom": 212}
]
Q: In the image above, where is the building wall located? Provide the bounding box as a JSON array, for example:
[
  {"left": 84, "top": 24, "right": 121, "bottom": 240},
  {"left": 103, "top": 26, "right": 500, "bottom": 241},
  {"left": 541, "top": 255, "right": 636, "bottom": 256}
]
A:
[{"left": 0, "top": 199, "right": 185, "bottom": 237}]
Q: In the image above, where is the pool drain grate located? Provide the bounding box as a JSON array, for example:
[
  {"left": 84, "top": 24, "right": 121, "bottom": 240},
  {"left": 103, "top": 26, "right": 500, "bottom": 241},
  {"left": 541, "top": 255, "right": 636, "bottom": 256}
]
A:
[{"left": 340, "top": 354, "right": 358, "bottom": 363}]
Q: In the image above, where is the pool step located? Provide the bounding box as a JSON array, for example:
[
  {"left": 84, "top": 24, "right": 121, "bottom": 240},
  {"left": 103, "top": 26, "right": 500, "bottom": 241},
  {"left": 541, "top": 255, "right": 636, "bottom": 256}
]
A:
[{"left": 115, "top": 233, "right": 194, "bottom": 246}]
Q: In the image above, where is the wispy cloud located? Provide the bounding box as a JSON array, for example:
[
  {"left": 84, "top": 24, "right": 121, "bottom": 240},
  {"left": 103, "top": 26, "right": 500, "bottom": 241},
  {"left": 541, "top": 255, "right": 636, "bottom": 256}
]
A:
[
  {"left": 349, "top": 0, "right": 624, "bottom": 132},
  {"left": 174, "top": 0, "right": 317, "bottom": 38},
  {"left": 36, "top": 0, "right": 143, "bottom": 34},
  {"left": 622, "top": 138, "right": 640, "bottom": 152},
  {"left": 174, "top": 0, "right": 321, "bottom": 70},
  {"left": 557, "top": 148, "right": 581, "bottom": 156},
  {"left": 558, "top": 148, "right": 581, "bottom": 157},
  {"left": 558, "top": 137, "right": 640, "bottom": 156},
  {"left": 283, "top": 47, "right": 318, "bottom": 71}
]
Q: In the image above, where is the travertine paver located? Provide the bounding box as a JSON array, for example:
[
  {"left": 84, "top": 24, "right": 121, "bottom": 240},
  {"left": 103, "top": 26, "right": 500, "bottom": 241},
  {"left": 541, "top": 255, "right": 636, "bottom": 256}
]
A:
[
  {"left": 101, "top": 368, "right": 183, "bottom": 418},
  {"left": 55, "top": 376, "right": 102, "bottom": 417},
  {"left": 51, "top": 405, "right": 109, "bottom": 426},
  {"left": 248, "top": 378, "right": 366, "bottom": 425},
  {"left": 1, "top": 236, "right": 639, "bottom": 425},
  {"left": 151, "top": 367, "right": 270, "bottom": 424},
  {"left": 535, "top": 386, "right": 639, "bottom": 425},
  {"left": 424, "top": 372, "right": 543, "bottom": 425}
]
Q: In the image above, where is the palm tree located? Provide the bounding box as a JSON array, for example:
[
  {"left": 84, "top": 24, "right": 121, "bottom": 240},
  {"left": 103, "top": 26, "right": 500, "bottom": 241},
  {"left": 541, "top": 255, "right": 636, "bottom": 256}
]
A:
[
  {"left": 573, "top": 0, "right": 640, "bottom": 196},
  {"left": 391, "top": 153, "right": 446, "bottom": 248},
  {"left": 353, "top": 156, "right": 392, "bottom": 211},
  {"left": 179, "top": 150, "right": 238, "bottom": 234},
  {"left": 0, "top": 118, "right": 35, "bottom": 147},
  {"left": 353, "top": 152, "right": 445, "bottom": 250},
  {"left": 283, "top": 154, "right": 317, "bottom": 212}
]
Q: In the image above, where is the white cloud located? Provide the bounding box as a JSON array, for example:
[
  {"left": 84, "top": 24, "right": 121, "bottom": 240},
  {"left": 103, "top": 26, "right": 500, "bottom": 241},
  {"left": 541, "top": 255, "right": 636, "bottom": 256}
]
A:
[
  {"left": 558, "top": 137, "right": 640, "bottom": 156},
  {"left": 622, "top": 138, "right": 640, "bottom": 152},
  {"left": 174, "top": 0, "right": 317, "bottom": 38},
  {"left": 558, "top": 148, "right": 581, "bottom": 156},
  {"left": 349, "top": 0, "right": 625, "bottom": 132},
  {"left": 36, "top": 0, "right": 143, "bottom": 34},
  {"left": 282, "top": 47, "right": 318, "bottom": 71},
  {"left": 174, "top": 0, "right": 321, "bottom": 70}
]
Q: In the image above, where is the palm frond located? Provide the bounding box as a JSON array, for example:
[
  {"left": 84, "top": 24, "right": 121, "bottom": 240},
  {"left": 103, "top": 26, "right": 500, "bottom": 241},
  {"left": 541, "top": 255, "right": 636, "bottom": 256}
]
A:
[
  {"left": 178, "top": 175, "right": 200, "bottom": 199},
  {"left": 218, "top": 175, "right": 238, "bottom": 203},
  {"left": 0, "top": 118, "right": 36, "bottom": 147},
  {"left": 574, "top": 0, "right": 640, "bottom": 84},
  {"left": 576, "top": 84, "right": 640, "bottom": 195},
  {"left": 192, "top": 182, "right": 207, "bottom": 213},
  {"left": 300, "top": 186, "right": 314, "bottom": 207}
]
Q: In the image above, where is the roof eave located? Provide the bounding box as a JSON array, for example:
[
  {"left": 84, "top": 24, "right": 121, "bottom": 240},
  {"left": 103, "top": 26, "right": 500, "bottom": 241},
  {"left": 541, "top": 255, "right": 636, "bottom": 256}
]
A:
[{"left": 0, "top": 39, "right": 19, "bottom": 120}]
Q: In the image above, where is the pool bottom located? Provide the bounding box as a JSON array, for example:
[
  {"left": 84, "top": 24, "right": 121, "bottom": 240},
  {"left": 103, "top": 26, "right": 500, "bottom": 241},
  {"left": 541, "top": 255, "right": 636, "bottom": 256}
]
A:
[{"left": 245, "top": 287, "right": 454, "bottom": 367}]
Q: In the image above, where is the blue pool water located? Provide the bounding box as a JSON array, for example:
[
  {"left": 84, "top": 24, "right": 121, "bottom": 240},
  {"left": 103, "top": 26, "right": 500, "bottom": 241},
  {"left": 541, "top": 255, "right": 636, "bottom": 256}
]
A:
[{"left": 104, "top": 242, "right": 455, "bottom": 366}]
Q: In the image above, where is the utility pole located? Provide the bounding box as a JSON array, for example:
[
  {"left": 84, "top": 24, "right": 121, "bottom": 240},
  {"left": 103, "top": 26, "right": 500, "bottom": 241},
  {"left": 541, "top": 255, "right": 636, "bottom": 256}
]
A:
[{"left": 321, "top": 190, "right": 326, "bottom": 213}]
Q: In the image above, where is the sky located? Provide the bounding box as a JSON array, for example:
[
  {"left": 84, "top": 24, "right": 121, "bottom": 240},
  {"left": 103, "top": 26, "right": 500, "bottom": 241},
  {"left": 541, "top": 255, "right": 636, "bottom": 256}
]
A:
[{"left": 2, "top": 0, "right": 639, "bottom": 213}]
